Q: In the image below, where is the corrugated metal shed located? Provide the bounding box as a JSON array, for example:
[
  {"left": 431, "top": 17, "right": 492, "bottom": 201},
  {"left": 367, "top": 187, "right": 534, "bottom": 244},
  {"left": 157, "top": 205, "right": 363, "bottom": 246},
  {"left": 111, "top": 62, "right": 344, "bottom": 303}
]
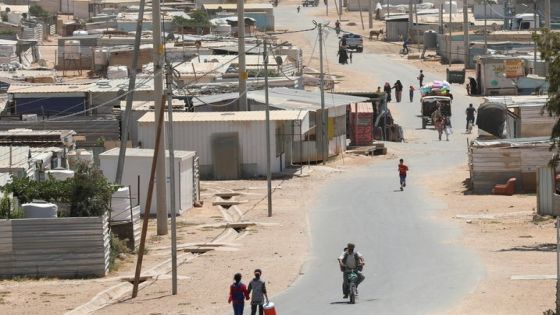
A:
[
  {"left": 0, "top": 216, "right": 110, "bottom": 278},
  {"left": 138, "top": 110, "right": 309, "bottom": 123},
  {"left": 192, "top": 88, "right": 369, "bottom": 110},
  {"left": 202, "top": 3, "right": 273, "bottom": 10},
  {"left": 8, "top": 84, "right": 91, "bottom": 95}
]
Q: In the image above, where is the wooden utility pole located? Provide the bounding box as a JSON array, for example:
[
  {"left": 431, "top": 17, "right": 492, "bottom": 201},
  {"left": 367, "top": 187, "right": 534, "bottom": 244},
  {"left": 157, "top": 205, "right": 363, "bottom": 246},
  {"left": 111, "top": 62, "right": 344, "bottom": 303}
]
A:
[
  {"left": 115, "top": 0, "right": 145, "bottom": 185},
  {"left": 263, "top": 39, "right": 272, "bottom": 217},
  {"left": 408, "top": 0, "right": 413, "bottom": 40},
  {"left": 153, "top": 0, "right": 167, "bottom": 235},
  {"left": 238, "top": 0, "right": 247, "bottom": 110},
  {"left": 318, "top": 22, "right": 327, "bottom": 165},
  {"left": 369, "top": 0, "right": 373, "bottom": 29},
  {"left": 463, "top": 0, "right": 469, "bottom": 68},
  {"left": 448, "top": 1, "right": 452, "bottom": 65},
  {"left": 132, "top": 97, "right": 166, "bottom": 298}
]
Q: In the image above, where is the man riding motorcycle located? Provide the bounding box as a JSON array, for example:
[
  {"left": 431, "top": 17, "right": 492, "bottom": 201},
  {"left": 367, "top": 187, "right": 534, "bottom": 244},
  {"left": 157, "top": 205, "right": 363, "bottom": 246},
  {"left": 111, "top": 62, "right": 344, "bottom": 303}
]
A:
[{"left": 337, "top": 243, "right": 365, "bottom": 299}]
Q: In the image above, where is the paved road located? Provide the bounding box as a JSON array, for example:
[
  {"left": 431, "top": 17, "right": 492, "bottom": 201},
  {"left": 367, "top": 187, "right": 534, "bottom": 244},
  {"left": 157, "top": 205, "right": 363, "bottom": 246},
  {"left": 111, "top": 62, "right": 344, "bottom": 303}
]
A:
[{"left": 269, "top": 5, "right": 485, "bottom": 315}]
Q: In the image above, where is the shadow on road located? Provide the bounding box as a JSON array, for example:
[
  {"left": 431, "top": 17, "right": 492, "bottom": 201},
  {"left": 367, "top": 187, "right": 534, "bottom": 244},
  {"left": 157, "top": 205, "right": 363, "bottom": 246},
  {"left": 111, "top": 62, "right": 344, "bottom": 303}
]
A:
[{"left": 498, "top": 243, "right": 557, "bottom": 252}]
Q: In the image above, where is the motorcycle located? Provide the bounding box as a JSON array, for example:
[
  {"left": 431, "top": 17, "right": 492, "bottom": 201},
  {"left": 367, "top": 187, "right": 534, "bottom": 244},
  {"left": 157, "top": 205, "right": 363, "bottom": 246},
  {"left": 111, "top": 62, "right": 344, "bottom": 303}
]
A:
[{"left": 346, "top": 269, "right": 359, "bottom": 304}]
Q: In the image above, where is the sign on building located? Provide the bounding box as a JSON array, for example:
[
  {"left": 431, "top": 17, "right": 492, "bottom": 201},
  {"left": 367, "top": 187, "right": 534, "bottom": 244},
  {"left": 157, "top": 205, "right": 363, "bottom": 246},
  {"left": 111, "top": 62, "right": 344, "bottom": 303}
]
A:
[{"left": 504, "top": 59, "right": 525, "bottom": 78}]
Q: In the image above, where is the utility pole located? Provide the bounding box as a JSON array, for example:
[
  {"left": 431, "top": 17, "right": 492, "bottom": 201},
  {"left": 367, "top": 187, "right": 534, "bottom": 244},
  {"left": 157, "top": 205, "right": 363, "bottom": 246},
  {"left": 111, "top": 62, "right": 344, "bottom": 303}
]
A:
[
  {"left": 448, "top": 1, "right": 452, "bottom": 65},
  {"left": 318, "top": 22, "right": 327, "bottom": 165},
  {"left": 164, "top": 63, "right": 178, "bottom": 295},
  {"left": 463, "top": 0, "right": 469, "bottom": 69},
  {"left": 238, "top": 0, "right": 247, "bottom": 110},
  {"left": 369, "top": 0, "right": 373, "bottom": 29},
  {"left": 263, "top": 39, "right": 273, "bottom": 217},
  {"left": 439, "top": 3, "right": 444, "bottom": 34},
  {"left": 557, "top": 215, "right": 560, "bottom": 314},
  {"left": 545, "top": 0, "right": 551, "bottom": 29},
  {"left": 483, "top": 0, "right": 488, "bottom": 55},
  {"left": 153, "top": 0, "right": 167, "bottom": 235},
  {"left": 503, "top": 0, "right": 508, "bottom": 29},
  {"left": 326, "top": 0, "right": 329, "bottom": 16},
  {"left": 115, "top": 0, "right": 146, "bottom": 185},
  {"left": 533, "top": 0, "right": 537, "bottom": 74},
  {"left": 408, "top": 0, "right": 413, "bottom": 41}
]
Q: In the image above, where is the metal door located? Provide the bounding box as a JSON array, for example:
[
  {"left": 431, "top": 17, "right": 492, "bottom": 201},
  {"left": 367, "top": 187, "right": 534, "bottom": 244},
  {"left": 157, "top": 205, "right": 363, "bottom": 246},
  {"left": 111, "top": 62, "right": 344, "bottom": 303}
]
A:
[{"left": 212, "top": 133, "right": 240, "bottom": 180}]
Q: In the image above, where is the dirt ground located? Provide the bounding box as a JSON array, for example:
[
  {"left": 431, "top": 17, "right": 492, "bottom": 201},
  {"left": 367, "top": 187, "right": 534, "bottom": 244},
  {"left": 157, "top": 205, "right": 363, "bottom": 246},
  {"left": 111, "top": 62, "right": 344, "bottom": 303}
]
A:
[{"left": 428, "top": 166, "right": 557, "bottom": 315}]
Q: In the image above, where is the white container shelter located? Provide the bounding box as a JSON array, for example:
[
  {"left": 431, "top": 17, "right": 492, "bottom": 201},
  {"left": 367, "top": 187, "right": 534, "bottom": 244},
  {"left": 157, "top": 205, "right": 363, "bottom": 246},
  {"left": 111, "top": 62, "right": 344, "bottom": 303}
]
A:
[
  {"left": 136, "top": 110, "right": 309, "bottom": 179},
  {"left": 99, "top": 148, "right": 196, "bottom": 215}
]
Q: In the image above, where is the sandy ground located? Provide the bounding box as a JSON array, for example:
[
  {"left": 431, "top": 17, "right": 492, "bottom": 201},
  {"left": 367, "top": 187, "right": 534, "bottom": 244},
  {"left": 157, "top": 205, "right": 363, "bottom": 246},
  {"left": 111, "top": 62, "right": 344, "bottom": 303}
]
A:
[{"left": 429, "top": 166, "right": 557, "bottom": 315}]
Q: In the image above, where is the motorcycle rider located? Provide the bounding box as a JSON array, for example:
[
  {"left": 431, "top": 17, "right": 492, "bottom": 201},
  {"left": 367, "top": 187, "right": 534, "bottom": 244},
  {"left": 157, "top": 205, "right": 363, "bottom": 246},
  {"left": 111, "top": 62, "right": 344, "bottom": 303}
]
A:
[{"left": 338, "top": 243, "right": 365, "bottom": 299}]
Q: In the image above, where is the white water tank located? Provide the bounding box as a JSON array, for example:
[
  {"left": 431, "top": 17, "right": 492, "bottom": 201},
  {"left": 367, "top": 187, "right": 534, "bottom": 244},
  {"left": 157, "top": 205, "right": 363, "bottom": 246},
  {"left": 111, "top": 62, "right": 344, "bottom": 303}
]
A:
[
  {"left": 94, "top": 48, "right": 108, "bottom": 65},
  {"left": 64, "top": 40, "right": 81, "bottom": 60},
  {"left": 73, "top": 30, "right": 88, "bottom": 36},
  {"left": 107, "top": 65, "right": 128, "bottom": 79},
  {"left": 22, "top": 202, "right": 58, "bottom": 218},
  {"left": 68, "top": 149, "right": 94, "bottom": 169},
  {"left": 45, "top": 169, "right": 75, "bottom": 181},
  {"left": 111, "top": 187, "right": 132, "bottom": 221}
]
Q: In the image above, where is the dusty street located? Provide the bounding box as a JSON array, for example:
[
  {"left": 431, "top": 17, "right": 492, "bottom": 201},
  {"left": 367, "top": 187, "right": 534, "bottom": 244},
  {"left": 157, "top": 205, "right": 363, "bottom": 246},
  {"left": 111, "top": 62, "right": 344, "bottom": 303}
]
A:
[{"left": 0, "top": 2, "right": 556, "bottom": 315}]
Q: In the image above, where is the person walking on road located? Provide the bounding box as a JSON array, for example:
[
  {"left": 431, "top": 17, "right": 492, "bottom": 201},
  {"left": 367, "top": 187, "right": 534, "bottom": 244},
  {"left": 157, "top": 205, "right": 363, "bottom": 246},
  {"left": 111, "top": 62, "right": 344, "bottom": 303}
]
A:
[
  {"left": 417, "top": 70, "right": 424, "bottom": 87},
  {"left": 228, "top": 273, "right": 250, "bottom": 315},
  {"left": 466, "top": 103, "right": 476, "bottom": 133},
  {"left": 337, "top": 47, "right": 349, "bottom": 64},
  {"left": 443, "top": 116, "right": 452, "bottom": 141},
  {"left": 392, "top": 80, "right": 403, "bottom": 102},
  {"left": 338, "top": 243, "right": 365, "bottom": 299},
  {"left": 409, "top": 85, "right": 415, "bottom": 102},
  {"left": 398, "top": 159, "right": 409, "bottom": 190},
  {"left": 297, "top": 5, "right": 301, "bottom": 13},
  {"left": 248, "top": 269, "right": 268, "bottom": 315},
  {"left": 384, "top": 82, "right": 392, "bottom": 102}
]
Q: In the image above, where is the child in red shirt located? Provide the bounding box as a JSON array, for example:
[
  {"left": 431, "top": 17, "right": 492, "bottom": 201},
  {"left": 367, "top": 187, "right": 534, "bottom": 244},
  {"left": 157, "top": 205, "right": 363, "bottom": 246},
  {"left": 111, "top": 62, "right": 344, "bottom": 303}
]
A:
[
  {"left": 398, "top": 159, "right": 409, "bottom": 191},
  {"left": 228, "top": 273, "right": 250, "bottom": 315}
]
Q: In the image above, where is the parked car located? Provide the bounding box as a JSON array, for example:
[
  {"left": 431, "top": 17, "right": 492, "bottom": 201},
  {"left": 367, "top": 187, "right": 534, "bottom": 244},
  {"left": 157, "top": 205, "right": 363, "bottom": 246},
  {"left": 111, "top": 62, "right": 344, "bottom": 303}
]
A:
[
  {"left": 302, "top": 0, "right": 318, "bottom": 6},
  {"left": 341, "top": 33, "right": 363, "bottom": 52}
]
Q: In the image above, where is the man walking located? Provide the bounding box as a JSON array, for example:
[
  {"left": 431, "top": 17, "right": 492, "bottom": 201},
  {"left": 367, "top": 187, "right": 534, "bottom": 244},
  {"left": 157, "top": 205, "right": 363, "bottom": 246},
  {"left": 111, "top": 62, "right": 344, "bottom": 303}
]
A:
[
  {"left": 248, "top": 269, "right": 268, "bottom": 315},
  {"left": 466, "top": 103, "right": 476, "bottom": 133},
  {"left": 417, "top": 70, "right": 424, "bottom": 87},
  {"left": 398, "top": 159, "right": 408, "bottom": 191}
]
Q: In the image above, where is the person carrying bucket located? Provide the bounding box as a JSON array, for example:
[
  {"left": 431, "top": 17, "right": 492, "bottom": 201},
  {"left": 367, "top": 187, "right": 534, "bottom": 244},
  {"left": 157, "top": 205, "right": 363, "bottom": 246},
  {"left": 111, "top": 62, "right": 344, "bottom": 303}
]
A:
[{"left": 248, "top": 269, "right": 269, "bottom": 315}]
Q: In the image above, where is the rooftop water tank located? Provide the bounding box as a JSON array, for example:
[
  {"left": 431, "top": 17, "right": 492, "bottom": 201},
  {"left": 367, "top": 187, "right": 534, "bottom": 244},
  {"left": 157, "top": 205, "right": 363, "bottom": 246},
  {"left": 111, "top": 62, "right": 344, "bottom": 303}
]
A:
[
  {"left": 423, "top": 30, "right": 437, "bottom": 49},
  {"left": 64, "top": 40, "right": 81, "bottom": 60},
  {"left": 22, "top": 202, "right": 58, "bottom": 218},
  {"left": 45, "top": 169, "right": 75, "bottom": 181},
  {"left": 111, "top": 187, "right": 132, "bottom": 221}
]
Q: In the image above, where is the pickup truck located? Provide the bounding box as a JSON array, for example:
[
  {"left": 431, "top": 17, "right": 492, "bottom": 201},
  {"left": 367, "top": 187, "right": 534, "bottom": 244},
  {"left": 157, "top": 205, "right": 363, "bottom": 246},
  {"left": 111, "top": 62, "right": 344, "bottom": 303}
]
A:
[{"left": 341, "top": 33, "right": 363, "bottom": 52}]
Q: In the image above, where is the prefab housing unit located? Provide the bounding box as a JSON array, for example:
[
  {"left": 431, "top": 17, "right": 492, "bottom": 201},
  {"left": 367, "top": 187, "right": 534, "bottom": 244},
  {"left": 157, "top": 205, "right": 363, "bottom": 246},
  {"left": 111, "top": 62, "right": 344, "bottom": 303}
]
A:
[
  {"left": 99, "top": 148, "right": 197, "bottom": 215},
  {"left": 469, "top": 137, "right": 553, "bottom": 194},
  {"left": 136, "top": 111, "right": 310, "bottom": 179}
]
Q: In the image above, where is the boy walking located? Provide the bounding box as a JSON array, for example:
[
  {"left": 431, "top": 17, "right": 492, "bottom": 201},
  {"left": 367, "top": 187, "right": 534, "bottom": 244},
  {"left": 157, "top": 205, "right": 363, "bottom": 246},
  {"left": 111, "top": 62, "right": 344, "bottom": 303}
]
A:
[
  {"left": 228, "top": 273, "right": 249, "bottom": 315},
  {"left": 248, "top": 269, "right": 268, "bottom": 315},
  {"left": 409, "top": 85, "right": 415, "bottom": 102},
  {"left": 398, "top": 159, "right": 408, "bottom": 191},
  {"left": 417, "top": 70, "right": 424, "bottom": 87}
]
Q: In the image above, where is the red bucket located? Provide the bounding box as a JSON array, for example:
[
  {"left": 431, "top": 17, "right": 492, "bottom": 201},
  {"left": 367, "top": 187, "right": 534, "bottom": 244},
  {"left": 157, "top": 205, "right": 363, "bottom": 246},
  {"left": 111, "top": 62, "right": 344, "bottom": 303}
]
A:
[{"left": 263, "top": 302, "right": 277, "bottom": 315}]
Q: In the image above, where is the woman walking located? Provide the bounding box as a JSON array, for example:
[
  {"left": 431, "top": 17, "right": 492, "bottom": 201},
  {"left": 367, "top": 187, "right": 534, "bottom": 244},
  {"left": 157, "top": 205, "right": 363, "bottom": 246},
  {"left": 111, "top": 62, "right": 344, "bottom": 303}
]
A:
[
  {"left": 392, "top": 80, "right": 404, "bottom": 102},
  {"left": 383, "top": 82, "right": 392, "bottom": 102}
]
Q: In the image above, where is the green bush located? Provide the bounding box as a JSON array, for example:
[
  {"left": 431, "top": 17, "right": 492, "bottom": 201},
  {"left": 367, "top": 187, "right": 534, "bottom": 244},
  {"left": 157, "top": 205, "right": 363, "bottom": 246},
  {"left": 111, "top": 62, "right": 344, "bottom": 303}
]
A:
[{"left": 1, "top": 162, "right": 117, "bottom": 218}]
